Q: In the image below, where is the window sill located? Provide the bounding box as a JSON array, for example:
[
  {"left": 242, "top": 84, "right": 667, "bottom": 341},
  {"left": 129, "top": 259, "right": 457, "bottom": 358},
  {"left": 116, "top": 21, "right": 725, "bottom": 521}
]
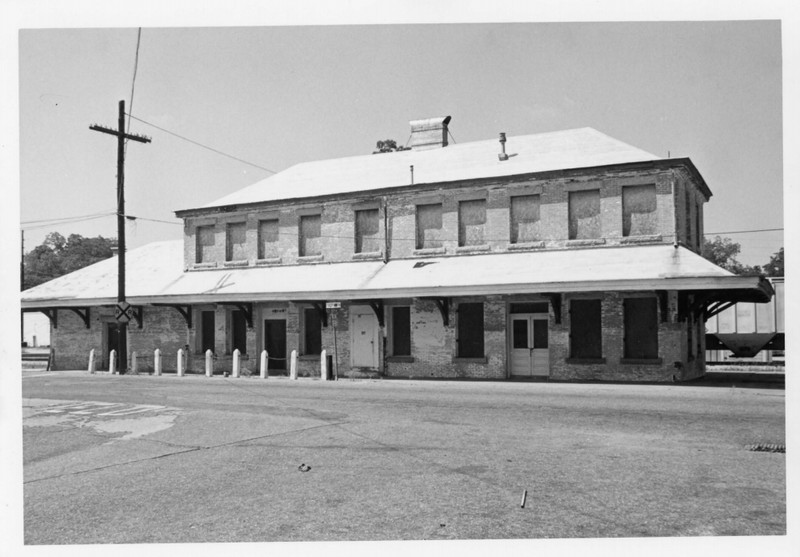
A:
[
  {"left": 565, "top": 358, "right": 606, "bottom": 365},
  {"left": 455, "top": 244, "right": 490, "bottom": 254},
  {"left": 255, "top": 257, "right": 282, "bottom": 266},
  {"left": 413, "top": 247, "right": 446, "bottom": 256},
  {"left": 298, "top": 255, "right": 324, "bottom": 263},
  {"left": 352, "top": 251, "right": 384, "bottom": 260},
  {"left": 191, "top": 262, "right": 218, "bottom": 270},
  {"left": 387, "top": 356, "right": 414, "bottom": 363},
  {"left": 566, "top": 239, "right": 606, "bottom": 247},
  {"left": 453, "top": 356, "right": 488, "bottom": 364},
  {"left": 621, "top": 358, "right": 663, "bottom": 365},
  {"left": 223, "top": 260, "right": 249, "bottom": 268},
  {"left": 507, "top": 241, "right": 545, "bottom": 251},
  {"left": 620, "top": 235, "right": 663, "bottom": 244}
]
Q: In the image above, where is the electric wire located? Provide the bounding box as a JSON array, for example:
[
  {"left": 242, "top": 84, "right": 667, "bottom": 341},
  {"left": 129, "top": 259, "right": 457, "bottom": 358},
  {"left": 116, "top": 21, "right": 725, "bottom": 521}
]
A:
[
  {"left": 125, "top": 27, "right": 143, "bottom": 156},
  {"left": 126, "top": 113, "right": 278, "bottom": 174}
]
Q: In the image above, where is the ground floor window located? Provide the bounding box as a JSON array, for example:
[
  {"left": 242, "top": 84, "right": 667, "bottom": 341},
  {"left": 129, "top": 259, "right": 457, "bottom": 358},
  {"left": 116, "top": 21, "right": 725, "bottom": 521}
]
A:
[
  {"left": 457, "top": 302, "right": 484, "bottom": 358},
  {"left": 200, "top": 310, "right": 215, "bottom": 353},
  {"left": 230, "top": 310, "right": 247, "bottom": 355},
  {"left": 390, "top": 306, "right": 411, "bottom": 356},
  {"left": 623, "top": 297, "right": 659, "bottom": 359},
  {"left": 569, "top": 299, "right": 602, "bottom": 359},
  {"left": 303, "top": 307, "right": 322, "bottom": 355}
]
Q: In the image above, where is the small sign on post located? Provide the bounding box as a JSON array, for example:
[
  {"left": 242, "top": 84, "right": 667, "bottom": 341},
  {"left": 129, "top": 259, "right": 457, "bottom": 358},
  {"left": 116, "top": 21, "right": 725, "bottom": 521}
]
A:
[
  {"left": 115, "top": 301, "right": 135, "bottom": 323},
  {"left": 325, "top": 302, "right": 341, "bottom": 310}
]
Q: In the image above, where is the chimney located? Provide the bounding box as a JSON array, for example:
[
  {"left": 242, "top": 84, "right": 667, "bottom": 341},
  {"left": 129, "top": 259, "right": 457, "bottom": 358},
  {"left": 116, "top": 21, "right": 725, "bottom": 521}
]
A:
[{"left": 408, "top": 116, "right": 451, "bottom": 150}]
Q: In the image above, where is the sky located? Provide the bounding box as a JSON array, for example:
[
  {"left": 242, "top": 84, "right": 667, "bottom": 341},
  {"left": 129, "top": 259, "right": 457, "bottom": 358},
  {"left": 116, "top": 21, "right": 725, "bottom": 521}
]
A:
[{"left": 15, "top": 16, "right": 785, "bottom": 266}]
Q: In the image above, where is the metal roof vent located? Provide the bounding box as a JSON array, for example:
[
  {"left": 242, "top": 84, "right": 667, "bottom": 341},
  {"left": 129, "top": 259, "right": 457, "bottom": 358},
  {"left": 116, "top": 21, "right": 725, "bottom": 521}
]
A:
[{"left": 498, "top": 132, "right": 509, "bottom": 161}]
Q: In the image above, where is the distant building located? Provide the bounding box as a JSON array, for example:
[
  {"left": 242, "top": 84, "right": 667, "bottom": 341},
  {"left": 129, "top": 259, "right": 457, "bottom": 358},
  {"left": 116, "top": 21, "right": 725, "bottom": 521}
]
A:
[{"left": 21, "top": 117, "right": 772, "bottom": 381}]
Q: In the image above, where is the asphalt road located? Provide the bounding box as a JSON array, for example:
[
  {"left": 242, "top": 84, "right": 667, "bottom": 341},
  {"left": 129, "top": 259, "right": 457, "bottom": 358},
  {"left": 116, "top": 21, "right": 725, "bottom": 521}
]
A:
[{"left": 21, "top": 371, "right": 786, "bottom": 544}]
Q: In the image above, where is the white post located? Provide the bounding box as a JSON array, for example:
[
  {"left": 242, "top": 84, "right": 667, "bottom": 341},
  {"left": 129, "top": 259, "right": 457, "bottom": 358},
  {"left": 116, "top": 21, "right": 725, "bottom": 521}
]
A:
[
  {"left": 109, "top": 349, "right": 117, "bottom": 374},
  {"left": 88, "top": 349, "right": 96, "bottom": 374},
  {"left": 154, "top": 348, "right": 162, "bottom": 376},
  {"left": 320, "top": 349, "right": 328, "bottom": 381},
  {"left": 131, "top": 351, "right": 138, "bottom": 374},
  {"left": 260, "top": 350, "right": 268, "bottom": 379},
  {"left": 290, "top": 349, "right": 298, "bottom": 380},
  {"left": 177, "top": 349, "right": 185, "bottom": 377},
  {"left": 232, "top": 349, "right": 240, "bottom": 378},
  {"left": 205, "top": 349, "right": 214, "bottom": 377}
]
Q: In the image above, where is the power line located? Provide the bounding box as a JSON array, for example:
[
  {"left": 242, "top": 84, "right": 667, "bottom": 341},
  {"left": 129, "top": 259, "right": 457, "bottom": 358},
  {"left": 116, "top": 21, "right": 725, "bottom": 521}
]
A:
[
  {"left": 704, "top": 227, "right": 783, "bottom": 236},
  {"left": 126, "top": 113, "right": 278, "bottom": 174},
  {"left": 124, "top": 27, "right": 143, "bottom": 156}
]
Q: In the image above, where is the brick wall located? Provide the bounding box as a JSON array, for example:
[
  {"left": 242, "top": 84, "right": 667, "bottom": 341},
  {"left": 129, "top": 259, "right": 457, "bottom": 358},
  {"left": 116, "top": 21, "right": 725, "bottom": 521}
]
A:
[{"left": 180, "top": 165, "right": 703, "bottom": 269}]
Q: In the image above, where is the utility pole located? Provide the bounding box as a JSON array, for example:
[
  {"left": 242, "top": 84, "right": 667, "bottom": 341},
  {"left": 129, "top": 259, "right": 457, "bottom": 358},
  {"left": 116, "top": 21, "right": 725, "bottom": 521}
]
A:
[{"left": 90, "top": 100, "right": 151, "bottom": 373}]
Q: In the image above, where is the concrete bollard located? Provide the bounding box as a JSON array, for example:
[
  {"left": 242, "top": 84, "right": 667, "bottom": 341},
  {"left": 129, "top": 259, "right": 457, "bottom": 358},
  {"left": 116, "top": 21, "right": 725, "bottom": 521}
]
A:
[
  {"left": 260, "top": 350, "right": 268, "bottom": 379},
  {"left": 205, "top": 349, "right": 214, "bottom": 377},
  {"left": 320, "top": 349, "right": 328, "bottom": 381},
  {"left": 232, "top": 349, "right": 240, "bottom": 378},
  {"left": 131, "top": 351, "right": 138, "bottom": 374},
  {"left": 154, "top": 348, "right": 162, "bottom": 376},
  {"left": 109, "top": 349, "right": 117, "bottom": 374},
  {"left": 177, "top": 349, "right": 185, "bottom": 377},
  {"left": 290, "top": 350, "right": 298, "bottom": 379},
  {"left": 88, "top": 349, "right": 96, "bottom": 374}
]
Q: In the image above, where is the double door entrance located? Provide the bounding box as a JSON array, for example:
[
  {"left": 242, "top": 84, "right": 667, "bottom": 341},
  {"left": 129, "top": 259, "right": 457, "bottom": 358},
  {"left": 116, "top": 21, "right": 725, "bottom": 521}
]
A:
[{"left": 509, "top": 313, "right": 550, "bottom": 377}]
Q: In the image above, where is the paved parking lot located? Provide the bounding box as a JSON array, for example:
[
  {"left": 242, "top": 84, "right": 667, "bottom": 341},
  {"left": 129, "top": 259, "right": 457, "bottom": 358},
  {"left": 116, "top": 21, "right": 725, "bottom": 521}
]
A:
[{"left": 19, "top": 370, "right": 786, "bottom": 546}]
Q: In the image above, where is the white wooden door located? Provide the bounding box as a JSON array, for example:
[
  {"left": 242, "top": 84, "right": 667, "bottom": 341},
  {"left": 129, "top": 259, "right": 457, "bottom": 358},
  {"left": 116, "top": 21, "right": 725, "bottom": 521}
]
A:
[
  {"left": 350, "top": 307, "right": 379, "bottom": 369},
  {"left": 510, "top": 314, "right": 549, "bottom": 377}
]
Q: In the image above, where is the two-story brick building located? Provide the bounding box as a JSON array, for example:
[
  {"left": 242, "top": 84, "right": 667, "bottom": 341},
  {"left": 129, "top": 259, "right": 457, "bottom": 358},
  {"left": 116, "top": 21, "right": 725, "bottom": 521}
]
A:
[{"left": 22, "top": 117, "right": 773, "bottom": 381}]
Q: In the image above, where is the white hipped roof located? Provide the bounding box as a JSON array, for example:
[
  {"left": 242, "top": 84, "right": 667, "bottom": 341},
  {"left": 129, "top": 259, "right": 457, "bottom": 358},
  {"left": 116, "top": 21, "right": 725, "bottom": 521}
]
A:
[
  {"left": 190, "top": 127, "right": 661, "bottom": 210},
  {"left": 21, "top": 240, "right": 771, "bottom": 309}
]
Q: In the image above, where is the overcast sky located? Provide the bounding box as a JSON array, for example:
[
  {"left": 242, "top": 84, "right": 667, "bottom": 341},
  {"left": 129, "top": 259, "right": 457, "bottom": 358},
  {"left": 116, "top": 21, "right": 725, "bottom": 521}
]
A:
[{"left": 16, "top": 18, "right": 784, "bottom": 265}]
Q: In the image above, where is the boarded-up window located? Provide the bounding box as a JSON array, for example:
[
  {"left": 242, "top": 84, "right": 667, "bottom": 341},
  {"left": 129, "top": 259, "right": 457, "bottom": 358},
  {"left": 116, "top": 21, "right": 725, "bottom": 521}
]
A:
[
  {"left": 258, "top": 219, "right": 279, "bottom": 259},
  {"left": 196, "top": 225, "right": 215, "bottom": 263},
  {"left": 299, "top": 214, "right": 322, "bottom": 257},
  {"left": 622, "top": 185, "right": 657, "bottom": 237},
  {"left": 623, "top": 297, "right": 659, "bottom": 359},
  {"left": 457, "top": 303, "right": 484, "bottom": 358},
  {"left": 510, "top": 195, "right": 541, "bottom": 243},
  {"left": 416, "top": 203, "right": 443, "bottom": 249},
  {"left": 231, "top": 310, "right": 247, "bottom": 354},
  {"left": 355, "top": 209, "right": 381, "bottom": 253},
  {"left": 200, "top": 310, "right": 215, "bottom": 353},
  {"left": 226, "top": 222, "right": 247, "bottom": 261},
  {"left": 569, "top": 299, "right": 602, "bottom": 359},
  {"left": 568, "top": 190, "right": 600, "bottom": 240},
  {"left": 458, "top": 199, "right": 486, "bottom": 246},
  {"left": 303, "top": 307, "right": 321, "bottom": 355},
  {"left": 391, "top": 306, "right": 411, "bottom": 356}
]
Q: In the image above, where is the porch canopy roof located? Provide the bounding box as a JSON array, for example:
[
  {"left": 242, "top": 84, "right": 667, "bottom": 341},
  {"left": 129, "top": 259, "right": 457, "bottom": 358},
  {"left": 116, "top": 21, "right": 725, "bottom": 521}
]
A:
[{"left": 21, "top": 240, "right": 772, "bottom": 309}]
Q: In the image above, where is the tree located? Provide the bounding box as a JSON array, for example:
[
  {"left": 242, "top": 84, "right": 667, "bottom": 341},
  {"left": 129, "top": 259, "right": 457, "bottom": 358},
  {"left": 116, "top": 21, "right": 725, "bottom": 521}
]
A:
[
  {"left": 373, "top": 139, "right": 410, "bottom": 154},
  {"left": 701, "top": 236, "right": 761, "bottom": 275},
  {"left": 23, "top": 232, "right": 116, "bottom": 290},
  {"left": 762, "top": 247, "right": 784, "bottom": 277}
]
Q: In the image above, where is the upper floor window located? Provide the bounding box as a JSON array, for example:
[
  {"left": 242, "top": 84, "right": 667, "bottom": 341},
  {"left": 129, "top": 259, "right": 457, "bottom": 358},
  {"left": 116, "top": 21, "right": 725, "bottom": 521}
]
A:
[
  {"left": 226, "top": 222, "right": 246, "bottom": 261},
  {"left": 355, "top": 208, "right": 381, "bottom": 254},
  {"left": 416, "top": 203, "right": 443, "bottom": 249},
  {"left": 196, "top": 225, "right": 215, "bottom": 264},
  {"left": 510, "top": 194, "right": 541, "bottom": 243},
  {"left": 622, "top": 185, "right": 657, "bottom": 237},
  {"left": 258, "top": 219, "right": 279, "bottom": 259},
  {"left": 568, "top": 190, "right": 600, "bottom": 240},
  {"left": 299, "top": 214, "right": 322, "bottom": 257},
  {"left": 458, "top": 199, "right": 486, "bottom": 247}
]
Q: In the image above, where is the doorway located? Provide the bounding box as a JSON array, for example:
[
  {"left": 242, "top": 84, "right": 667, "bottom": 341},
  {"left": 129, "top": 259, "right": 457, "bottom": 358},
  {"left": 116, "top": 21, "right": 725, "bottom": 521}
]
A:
[
  {"left": 105, "top": 322, "right": 123, "bottom": 370},
  {"left": 264, "top": 319, "right": 287, "bottom": 374},
  {"left": 509, "top": 313, "right": 550, "bottom": 377},
  {"left": 350, "top": 306, "right": 380, "bottom": 369}
]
